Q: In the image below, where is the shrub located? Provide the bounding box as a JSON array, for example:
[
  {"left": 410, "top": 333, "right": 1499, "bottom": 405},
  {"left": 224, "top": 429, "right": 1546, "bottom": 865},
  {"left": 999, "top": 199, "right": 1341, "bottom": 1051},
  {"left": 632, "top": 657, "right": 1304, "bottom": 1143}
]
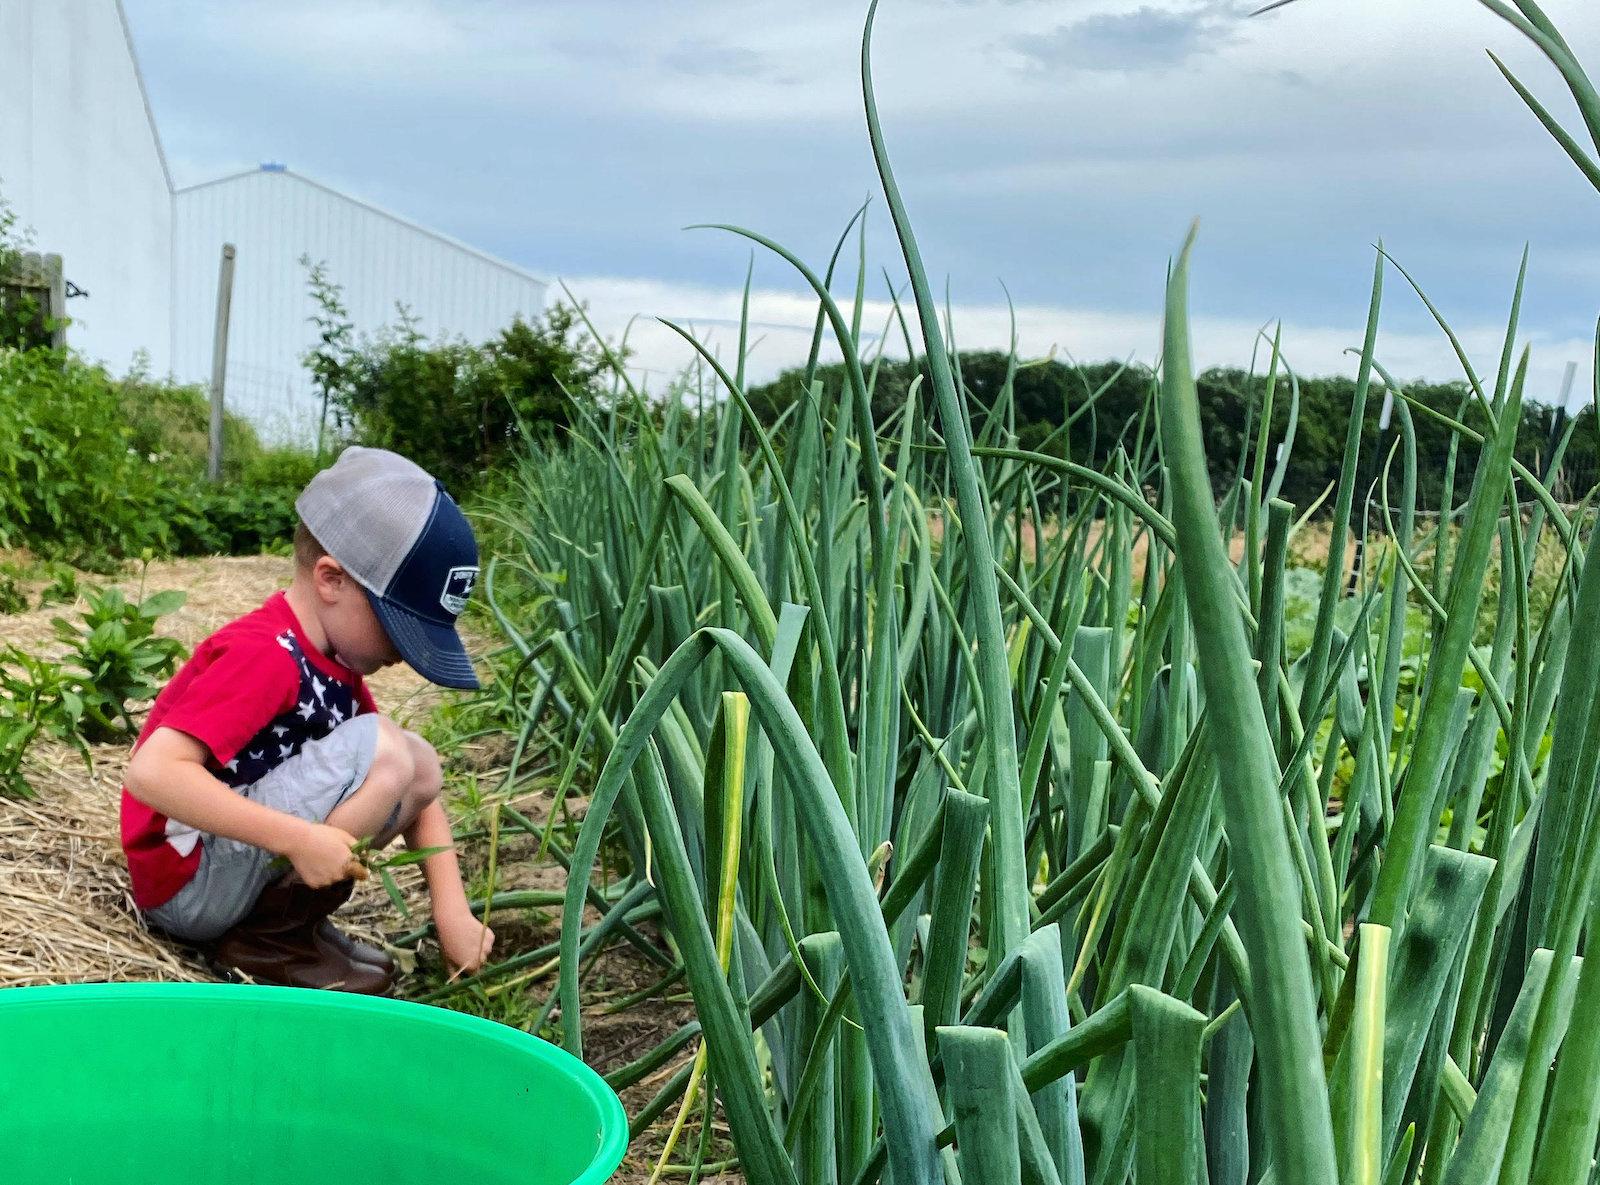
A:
[
  {"left": 0, "top": 345, "right": 160, "bottom": 557},
  {"left": 0, "top": 346, "right": 309, "bottom": 560},
  {"left": 150, "top": 482, "right": 300, "bottom": 557},
  {"left": 302, "top": 259, "right": 619, "bottom": 493},
  {"left": 342, "top": 303, "right": 617, "bottom": 493}
]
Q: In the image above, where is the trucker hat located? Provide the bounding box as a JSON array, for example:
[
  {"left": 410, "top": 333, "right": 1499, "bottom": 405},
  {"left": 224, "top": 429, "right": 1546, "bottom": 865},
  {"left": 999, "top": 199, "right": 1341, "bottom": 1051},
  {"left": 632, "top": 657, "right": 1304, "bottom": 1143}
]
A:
[{"left": 295, "top": 447, "right": 481, "bottom": 690}]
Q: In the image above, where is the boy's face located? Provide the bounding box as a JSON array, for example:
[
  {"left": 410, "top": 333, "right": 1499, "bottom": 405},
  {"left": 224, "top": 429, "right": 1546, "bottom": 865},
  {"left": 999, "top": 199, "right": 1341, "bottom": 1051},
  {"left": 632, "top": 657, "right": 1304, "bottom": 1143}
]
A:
[{"left": 311, "top": 557, "right": 403, "bottom": 675}]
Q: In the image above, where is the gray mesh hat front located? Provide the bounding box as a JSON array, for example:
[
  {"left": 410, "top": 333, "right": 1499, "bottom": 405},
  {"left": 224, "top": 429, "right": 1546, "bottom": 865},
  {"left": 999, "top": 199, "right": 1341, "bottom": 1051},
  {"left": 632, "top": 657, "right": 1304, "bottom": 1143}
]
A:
[{"left": 295, "top": 447, "right": 480, "bottom": 689}]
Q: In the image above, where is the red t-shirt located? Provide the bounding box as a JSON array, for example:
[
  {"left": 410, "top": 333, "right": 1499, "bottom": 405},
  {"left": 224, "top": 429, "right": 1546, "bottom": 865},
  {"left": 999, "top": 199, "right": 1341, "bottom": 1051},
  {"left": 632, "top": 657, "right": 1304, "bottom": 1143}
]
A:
[{"left": 120, "top": 592, "right": 378, "bottom": 909}]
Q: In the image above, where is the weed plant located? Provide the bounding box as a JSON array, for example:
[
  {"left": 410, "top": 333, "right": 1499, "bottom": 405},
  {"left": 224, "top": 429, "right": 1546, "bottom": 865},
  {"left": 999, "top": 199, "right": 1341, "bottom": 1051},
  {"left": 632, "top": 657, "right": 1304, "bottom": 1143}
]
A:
[{"left": 0, "top": 580, "right": 186, "bottom": 794}]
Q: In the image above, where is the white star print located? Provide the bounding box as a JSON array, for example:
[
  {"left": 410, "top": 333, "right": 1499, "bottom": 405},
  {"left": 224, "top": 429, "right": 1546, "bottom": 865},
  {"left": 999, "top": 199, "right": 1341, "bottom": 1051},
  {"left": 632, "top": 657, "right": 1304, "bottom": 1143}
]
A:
[
  {"left": 276, "top": 634, "right": 295, "bottom": 652},
  {"left": 248, "top": 750, "right": 263, "bottom": 762},
  {"left": 223, "top": 758, "right": 239, "bottom": 773},
  {"left": 328, "top": 703, "right": 345, "bottom": 724},
  {"left": 297, "top": 700, "right": 316, "bottom": 720},
  {"left": 311, "top": 676, "right": 326, "bottom": 702},
  {"left": 279, "top": 743, "right": 294, "bottom": 759},
  {"left": 272, "top": 724, "right": 288, "bottom": 737}
]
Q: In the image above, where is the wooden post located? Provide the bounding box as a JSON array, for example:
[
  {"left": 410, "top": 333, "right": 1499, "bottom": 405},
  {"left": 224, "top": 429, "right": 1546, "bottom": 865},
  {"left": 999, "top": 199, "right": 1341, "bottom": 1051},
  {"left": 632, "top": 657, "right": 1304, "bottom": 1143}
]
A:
[
  {"left": 43, "top": 255, "right": 65, "bottom": 349},
  {"left": 208, "top": 243, "right": 237, "bottom": 483},
  {"left": 8, "top": 252, "right": 65, "bottom": 353}
]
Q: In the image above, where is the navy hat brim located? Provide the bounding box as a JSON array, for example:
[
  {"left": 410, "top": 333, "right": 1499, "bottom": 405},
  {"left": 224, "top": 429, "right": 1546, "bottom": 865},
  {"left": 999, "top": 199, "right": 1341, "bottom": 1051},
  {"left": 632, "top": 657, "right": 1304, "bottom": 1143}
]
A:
[{"left": 367, "top": 590, "right": 480, "bottom": 690}]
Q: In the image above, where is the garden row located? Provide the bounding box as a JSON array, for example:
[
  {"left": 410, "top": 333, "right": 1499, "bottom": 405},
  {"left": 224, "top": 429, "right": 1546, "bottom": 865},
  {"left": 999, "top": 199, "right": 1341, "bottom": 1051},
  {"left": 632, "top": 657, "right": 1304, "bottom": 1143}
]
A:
[{"left": 471, "top": 4, "right": 1600, "bottom": 1184}]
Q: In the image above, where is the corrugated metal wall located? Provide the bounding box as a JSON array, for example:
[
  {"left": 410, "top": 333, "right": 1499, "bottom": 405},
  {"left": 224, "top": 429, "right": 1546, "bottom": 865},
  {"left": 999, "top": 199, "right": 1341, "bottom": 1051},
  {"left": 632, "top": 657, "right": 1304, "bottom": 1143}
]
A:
[
  {"left": 0, "top": 0, "right": 173, "bottom": 374},
  {"left": 172, "top": 168, "right": 548, "bottom": 441},
  {"left": 2, "top": 5, "right": 549, "bottom": 435}
]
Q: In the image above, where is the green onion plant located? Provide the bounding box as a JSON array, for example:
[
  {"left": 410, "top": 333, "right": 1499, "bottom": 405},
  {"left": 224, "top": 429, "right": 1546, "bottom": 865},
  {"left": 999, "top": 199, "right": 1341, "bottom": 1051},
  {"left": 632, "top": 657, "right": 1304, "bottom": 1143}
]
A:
[{"left": 475, "top": 4, "right": 1600, "bottom": 1182}]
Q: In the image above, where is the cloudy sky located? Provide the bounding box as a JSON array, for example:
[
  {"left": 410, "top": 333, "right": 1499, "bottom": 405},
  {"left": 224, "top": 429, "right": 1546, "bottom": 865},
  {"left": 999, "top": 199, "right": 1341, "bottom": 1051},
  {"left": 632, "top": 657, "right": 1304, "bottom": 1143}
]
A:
[{"left": 122, "top": 0, "right": 1600, "bottom": 401}]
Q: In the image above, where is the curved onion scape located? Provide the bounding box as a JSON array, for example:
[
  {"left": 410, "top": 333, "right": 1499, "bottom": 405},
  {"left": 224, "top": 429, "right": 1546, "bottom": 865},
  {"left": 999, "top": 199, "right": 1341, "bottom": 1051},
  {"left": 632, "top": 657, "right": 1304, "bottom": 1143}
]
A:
[{"left": 479, "top": 5, "right": 1600, "bottom": 1183}]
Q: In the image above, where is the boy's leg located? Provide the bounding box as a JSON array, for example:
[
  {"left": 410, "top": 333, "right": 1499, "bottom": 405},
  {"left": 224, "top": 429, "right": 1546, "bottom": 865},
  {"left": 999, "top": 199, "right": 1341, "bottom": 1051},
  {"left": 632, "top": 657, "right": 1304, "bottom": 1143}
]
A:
[
  {"left": 148, "top": 715, "right": 388, "bottom": 946},
  {"left": 202, "top": 716, "right": 441, "bottom": 993},
  {"left": 323, "top": 719, "right": 444, "bottom": 849}
]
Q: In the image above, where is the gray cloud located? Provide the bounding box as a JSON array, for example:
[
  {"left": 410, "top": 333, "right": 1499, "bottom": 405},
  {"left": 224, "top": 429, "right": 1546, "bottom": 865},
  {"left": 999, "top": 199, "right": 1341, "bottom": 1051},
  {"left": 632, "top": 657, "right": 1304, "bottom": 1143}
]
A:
[
  {"left": 1013, "top": 4, "right": 1243, "bottom": 73},
  {"left": 661, "top": 38, "right": 771, "bottom": 79}
]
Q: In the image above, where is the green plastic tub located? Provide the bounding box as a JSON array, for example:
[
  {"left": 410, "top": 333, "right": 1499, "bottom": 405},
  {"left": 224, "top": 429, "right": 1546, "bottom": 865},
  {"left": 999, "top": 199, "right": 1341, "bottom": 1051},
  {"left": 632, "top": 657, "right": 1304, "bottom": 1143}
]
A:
[{"left": 0, "top": 982, "right": 627, "bottom": 1184}]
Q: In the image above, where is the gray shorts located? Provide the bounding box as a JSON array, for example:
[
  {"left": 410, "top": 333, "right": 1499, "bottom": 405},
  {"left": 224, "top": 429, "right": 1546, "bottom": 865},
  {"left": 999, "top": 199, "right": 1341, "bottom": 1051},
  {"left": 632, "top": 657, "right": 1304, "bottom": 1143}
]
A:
[{"left": 146, "top": 714, "right": 381, "bottom": 943}]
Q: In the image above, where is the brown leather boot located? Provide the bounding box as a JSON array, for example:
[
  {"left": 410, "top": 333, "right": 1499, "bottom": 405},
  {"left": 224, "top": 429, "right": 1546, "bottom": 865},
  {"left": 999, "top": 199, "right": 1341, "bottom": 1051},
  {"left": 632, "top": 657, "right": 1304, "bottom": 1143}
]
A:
[
  {"left": 300, "top": 880, "right": 397, "bottom": 975},
  {"left": 209, "top": 876, "right": 393, "bottom": 995}
]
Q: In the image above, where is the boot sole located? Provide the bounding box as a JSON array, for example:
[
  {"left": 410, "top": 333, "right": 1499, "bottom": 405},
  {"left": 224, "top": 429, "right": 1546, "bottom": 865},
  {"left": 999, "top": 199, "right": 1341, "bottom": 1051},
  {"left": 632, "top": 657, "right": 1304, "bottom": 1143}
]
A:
[{"left": 210, "top": 959, "right": 393, "bottom": 996}]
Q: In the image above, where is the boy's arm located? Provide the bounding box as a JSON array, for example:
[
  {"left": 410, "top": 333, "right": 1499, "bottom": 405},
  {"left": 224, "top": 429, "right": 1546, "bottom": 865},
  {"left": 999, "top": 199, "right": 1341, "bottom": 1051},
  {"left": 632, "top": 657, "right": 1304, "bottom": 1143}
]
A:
[
  {"left": 125, "top": 727, "right": 363, "bottom": 888},
  {"left": 405, "top": 799, "right": 494, "bottom": 974}
]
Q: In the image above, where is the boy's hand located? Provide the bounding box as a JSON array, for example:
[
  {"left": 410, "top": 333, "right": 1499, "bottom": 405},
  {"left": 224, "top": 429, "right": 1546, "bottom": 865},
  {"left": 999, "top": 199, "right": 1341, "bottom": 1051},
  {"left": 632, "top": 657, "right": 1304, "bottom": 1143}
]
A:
[
  {"left": 287, "top": 823, "right": 364, "bottom": 888},
  {"left": 436, "top": 907, "right": 495, "bottom": 976}
]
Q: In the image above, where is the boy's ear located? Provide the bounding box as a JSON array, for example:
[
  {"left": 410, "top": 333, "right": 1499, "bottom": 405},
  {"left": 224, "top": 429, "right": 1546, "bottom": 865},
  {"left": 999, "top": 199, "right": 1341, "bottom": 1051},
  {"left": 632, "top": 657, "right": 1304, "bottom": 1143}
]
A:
[{"left": 312, "top": 555, "right": 350, "bottom": 602}]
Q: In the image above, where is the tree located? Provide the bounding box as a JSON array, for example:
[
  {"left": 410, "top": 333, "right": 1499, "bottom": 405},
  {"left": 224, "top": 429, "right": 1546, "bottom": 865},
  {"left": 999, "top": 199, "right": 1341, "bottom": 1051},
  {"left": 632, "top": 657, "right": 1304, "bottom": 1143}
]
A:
[{"left": 744, "top": 351, "right": 1597, "bottom": 518}]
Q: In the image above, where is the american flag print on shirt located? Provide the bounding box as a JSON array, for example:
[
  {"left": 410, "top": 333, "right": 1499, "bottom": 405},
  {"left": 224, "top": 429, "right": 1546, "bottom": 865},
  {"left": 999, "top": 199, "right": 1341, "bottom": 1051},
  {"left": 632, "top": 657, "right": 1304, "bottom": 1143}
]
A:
[{"left": 214, "top": 630, "right": 364, "bottom": 788}]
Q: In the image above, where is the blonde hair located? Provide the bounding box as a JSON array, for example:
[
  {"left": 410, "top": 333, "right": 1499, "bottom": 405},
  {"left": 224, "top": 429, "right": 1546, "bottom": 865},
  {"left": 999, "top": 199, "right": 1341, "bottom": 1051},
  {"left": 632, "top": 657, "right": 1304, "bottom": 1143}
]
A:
[{"left": 293, "top": 522, "right": 328, "bottom": 571}]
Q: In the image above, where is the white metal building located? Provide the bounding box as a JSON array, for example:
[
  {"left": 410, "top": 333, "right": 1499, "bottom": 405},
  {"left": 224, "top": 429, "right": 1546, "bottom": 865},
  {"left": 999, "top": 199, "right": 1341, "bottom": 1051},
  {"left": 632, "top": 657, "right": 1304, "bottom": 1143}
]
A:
[
  {"left": 172, "top": 168, "right": 548, "bottom": 436},
  {"left": 0, "top": 0, "right": 548, "bottom": 438},
  {"left": 0, "top": 0, "right": 172, "bottom": 375}
]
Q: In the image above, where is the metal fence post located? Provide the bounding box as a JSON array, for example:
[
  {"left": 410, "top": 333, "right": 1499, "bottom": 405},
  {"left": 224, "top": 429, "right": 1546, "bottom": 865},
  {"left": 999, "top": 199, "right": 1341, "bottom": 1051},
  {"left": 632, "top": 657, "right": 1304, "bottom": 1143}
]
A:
[{"left": 209, "top": 243, "right": 237, "bottom": 483}]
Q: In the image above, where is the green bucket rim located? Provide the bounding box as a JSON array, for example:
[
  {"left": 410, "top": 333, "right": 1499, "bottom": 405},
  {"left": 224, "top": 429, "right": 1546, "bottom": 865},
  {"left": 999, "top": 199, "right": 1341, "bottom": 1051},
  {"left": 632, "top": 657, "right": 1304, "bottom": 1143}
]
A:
[{"left": 0, "top": 981, "right": 629, "bottom": 1185}]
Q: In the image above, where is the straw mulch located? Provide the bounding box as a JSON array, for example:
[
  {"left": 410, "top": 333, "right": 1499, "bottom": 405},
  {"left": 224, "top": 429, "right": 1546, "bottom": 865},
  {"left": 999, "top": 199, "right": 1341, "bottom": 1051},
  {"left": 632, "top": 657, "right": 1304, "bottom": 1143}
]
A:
[{"left": 0, "top": 741, "right": 206, "bottom": 985}]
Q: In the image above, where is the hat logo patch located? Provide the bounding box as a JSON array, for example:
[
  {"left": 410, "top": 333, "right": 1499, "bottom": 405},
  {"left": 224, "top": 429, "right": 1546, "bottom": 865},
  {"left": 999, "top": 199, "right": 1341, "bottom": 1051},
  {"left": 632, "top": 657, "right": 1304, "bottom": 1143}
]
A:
[{"left": 441, "top": 566, "right": 478, "bottom": 616}]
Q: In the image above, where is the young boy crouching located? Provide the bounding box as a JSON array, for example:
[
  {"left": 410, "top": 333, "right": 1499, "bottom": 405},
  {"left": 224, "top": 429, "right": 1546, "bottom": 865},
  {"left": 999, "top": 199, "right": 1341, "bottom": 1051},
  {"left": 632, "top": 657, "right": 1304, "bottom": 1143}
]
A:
[{"left": 122, "top": 447, "right": 495, "bottom": 993}]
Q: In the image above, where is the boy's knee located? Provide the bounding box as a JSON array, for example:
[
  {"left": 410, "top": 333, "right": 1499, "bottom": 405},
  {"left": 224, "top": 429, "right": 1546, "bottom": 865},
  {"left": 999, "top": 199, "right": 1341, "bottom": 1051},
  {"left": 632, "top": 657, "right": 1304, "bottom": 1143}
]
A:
[
  {"left": 367, "top": 717, "right": 417, "bottom": 788},
  {"left": 403, "top": 731, "right": 444, "bottom": 804}
]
